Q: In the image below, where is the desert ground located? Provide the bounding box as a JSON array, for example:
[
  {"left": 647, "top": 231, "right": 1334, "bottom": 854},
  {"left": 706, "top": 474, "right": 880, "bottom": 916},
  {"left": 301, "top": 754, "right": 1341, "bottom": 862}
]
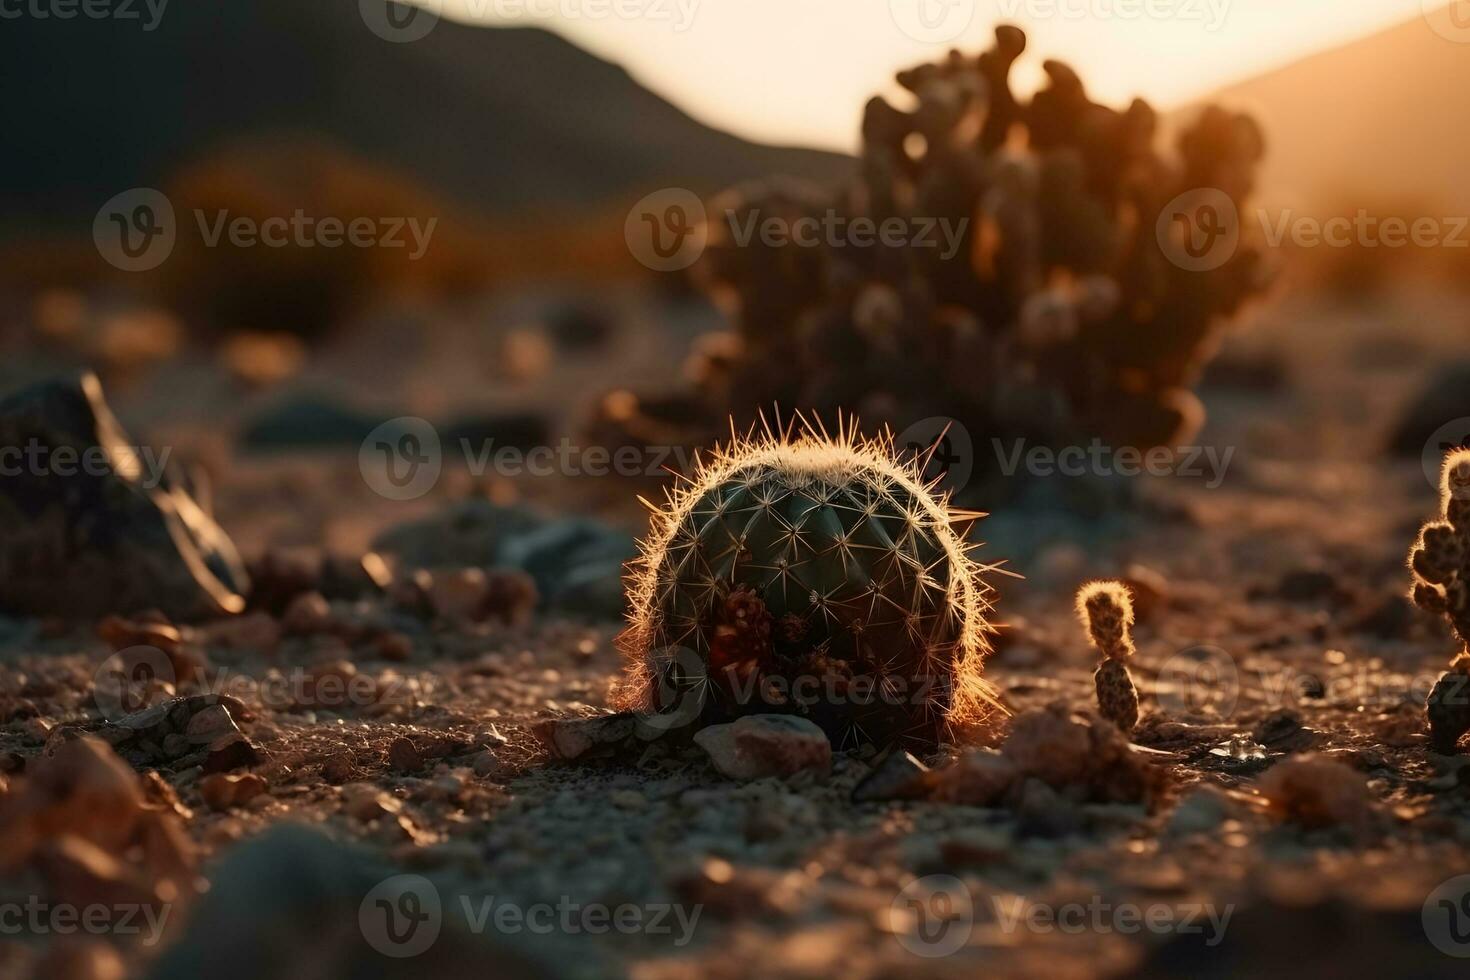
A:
[{"left": 0, "top": 271, "right": 1468, "bottom": 980}]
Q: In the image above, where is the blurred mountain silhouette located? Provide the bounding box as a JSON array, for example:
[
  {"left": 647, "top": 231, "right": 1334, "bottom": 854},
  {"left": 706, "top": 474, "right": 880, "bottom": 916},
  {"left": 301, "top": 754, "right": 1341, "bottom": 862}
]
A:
[
  {"left": 0, "top": 0, "right": 851, "bottom": 231},
  {"left": 1204, "top": 6, "right": 1470, "bottom": 212}
]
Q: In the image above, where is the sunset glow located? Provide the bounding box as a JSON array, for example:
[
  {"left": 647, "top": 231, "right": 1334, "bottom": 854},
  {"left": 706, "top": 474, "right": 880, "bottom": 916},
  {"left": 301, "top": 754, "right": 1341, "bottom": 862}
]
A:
[{"left": 440, "top": 0, "right": 1437, "bottom": 150}]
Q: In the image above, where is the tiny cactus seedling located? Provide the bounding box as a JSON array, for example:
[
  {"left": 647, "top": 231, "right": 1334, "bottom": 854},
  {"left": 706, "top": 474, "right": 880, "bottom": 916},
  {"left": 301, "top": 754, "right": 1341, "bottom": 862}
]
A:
[
  {"left": 615, "top": 418, "right": 998, "bottom": 748},
  {"left": 1077, "top": 581, "right": 1140, "bottom": 732},
  {"left": 1410, "top": 449, "right": 1470, "bottom": 753}
]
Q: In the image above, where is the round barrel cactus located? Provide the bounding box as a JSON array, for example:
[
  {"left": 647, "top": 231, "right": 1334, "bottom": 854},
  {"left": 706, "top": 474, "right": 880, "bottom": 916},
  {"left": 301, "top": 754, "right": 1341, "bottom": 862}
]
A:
[{"left": 616, "top": 421, "right": 997, "bottom": 748}]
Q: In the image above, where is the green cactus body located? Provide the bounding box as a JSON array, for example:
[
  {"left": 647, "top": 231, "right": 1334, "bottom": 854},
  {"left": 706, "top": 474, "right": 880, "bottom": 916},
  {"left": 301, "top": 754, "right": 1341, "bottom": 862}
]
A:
[{"left": 617, "top": 422, "right": 996, "bottom": 748}]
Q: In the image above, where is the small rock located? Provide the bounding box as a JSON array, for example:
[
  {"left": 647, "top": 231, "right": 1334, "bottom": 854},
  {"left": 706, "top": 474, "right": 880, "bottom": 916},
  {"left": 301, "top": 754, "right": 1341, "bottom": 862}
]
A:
[
  {"left": 388, "top": 736, "right": 424, "bottom": 773},
  {"left": 1014, "top": 777, "right": 1080, "bottom": 837},
  {"left": 320, "top": 751, "right": 360, "bottom": 784},
  {"left": 1276, "top": 568, "right": 1339, "bottom": 603},
  {"left": 693, "top": 714, "right": 831, "bottom": 781},
  {"left": 939, "top": 826, "right": 1011, "bottom": 865},
  {"left": 1121, "top": 564, "right": 1167, "bottom": 621},
  {"left": 1002, "top": 706, "right": 1093, "bottom": 787},
  {"left": 471, "top": 751, "right": 513, "bottom": 780},
  {"left": 199, "top": 772, "right": 267, "bottom": 812},
  {"left": 341, "top": 783, "right": 400, "bottom": 822},
  {"left": 533, "top": 712, "right": 636, "bottom": 761},
  {"left": 932, "top": 749, "right": 1018, "bottom": 806},
  {"left": 851, "top": 750, "right": 933, "bottom": 803},
  {"left": 1259, "top": 754, "right": 1374, "bottom": 830},
  {"left": 203, "top": 733, "right": 261, "bottom": 774},
  {"left": 1165, "top": 784, "right": 1237, "bottom": 836},
  {"left": 1253, "top": 709, "right": 1320, "bottom": 753},
  {"left": 428, "top": 568, "right": 490, "bottom": 622},
  {"left": 609, "top": 789, "right": 647, "bottom": 810},
  {"left": 281, "top": 591, "right": 333, "bottom": 635},
  {"left": 374, "top": 631, "right": 415, "bottom": 662}
]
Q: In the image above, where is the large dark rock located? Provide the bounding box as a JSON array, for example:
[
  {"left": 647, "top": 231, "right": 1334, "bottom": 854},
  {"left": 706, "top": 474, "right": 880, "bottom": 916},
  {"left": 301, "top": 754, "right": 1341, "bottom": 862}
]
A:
[
  {"left": 148, "top": 825, "right": 554, "bottom": 980},
  {"left": 0, "top": 373, "right": 247, "bottom": 620},
  {"left": 1388, "top": 361, "right": 1470, "bottom": 456},
  {"left": 238, "top": 393, "right": 387, "bottom": 451}
]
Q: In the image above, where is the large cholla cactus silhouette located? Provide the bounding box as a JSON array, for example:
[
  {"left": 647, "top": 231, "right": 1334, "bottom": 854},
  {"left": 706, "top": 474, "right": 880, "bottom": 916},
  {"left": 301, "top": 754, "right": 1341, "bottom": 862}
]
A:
[
  {"left": 1409, "top": 449, "right": 1470, "bottom": 754},
  {"left": 614, "top": 418, "right": 997, "bottom": 748},
  {"left": 597, "top": 25, "right": 1269, "bottom": 485}
]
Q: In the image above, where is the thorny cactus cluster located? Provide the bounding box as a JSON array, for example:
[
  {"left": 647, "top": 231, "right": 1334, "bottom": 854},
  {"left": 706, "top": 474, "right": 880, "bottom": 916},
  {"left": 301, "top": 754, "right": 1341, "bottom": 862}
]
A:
[
  {"left": 1409, "top": 449, "right": 1470, "bottom": 754},
  {"left": 598, "top": 25, "right": 1269, "bottom": 484},
  {"left": 613, "top": 419, "right": 997, "bottom": 748},
  {"left": 1077, "top": 581, "right": 1140, "bottom": 732}
]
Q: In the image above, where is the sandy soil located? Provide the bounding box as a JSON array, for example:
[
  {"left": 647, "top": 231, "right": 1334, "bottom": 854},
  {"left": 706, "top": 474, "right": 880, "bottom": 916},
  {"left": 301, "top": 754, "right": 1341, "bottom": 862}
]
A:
[{"left": 2, "top": 281, "right": 1469, "bottom": 979}]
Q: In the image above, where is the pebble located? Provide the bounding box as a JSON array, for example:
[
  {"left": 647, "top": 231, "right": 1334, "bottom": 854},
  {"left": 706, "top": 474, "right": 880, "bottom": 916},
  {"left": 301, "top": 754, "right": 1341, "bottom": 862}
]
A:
[
  {"left": 282, "top": 591, "right": 333, "bottom": 634},
  {"left": 533, "top": 712, "right": 636, "bottom": 761},
  {"left": 199, "top": 772, "right": 268, "bottom": 812},
  {"left": 932, "top": 749, "right": 1018, "bottom": 806},
  {"left": 388, "top": 736, "right": 424, "bottom": 773},
  {"left": 693, "top": 715, "right": 831, "bottom": 781},
  {"left": 1259, "top": 754, "right": 1374, "bottom": 830},
  {"left": 851, "top": 751, "right": 934, "bottom": 803}
]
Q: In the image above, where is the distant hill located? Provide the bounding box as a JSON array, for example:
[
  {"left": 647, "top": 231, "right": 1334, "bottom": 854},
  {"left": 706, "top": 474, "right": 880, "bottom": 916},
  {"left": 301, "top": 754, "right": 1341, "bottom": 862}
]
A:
[
  {"left": 1203, "top": 7, "right": 1470, "bottom": 213},
  {"left": 0, "top": 1, "right": 851, "bottom": 232}
]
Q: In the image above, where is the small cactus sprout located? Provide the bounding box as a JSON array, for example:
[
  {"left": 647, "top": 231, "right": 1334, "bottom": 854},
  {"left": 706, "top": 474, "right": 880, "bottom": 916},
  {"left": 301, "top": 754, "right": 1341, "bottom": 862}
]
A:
[
  {"left": 1411, "top": 450, "right": 1470, "bottom": 753},
  {"left": 1077, "top": 581, "right": 1139, "bottom": 732},
  {"left": 615, "top": 418, "right": 998, "bottom": 748}
]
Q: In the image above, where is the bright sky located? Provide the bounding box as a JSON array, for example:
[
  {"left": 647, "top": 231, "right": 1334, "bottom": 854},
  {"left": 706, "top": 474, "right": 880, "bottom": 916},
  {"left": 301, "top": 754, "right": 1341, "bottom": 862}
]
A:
[{"left": 434, "top": 0, "right": 1434, "bottom": 151}]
